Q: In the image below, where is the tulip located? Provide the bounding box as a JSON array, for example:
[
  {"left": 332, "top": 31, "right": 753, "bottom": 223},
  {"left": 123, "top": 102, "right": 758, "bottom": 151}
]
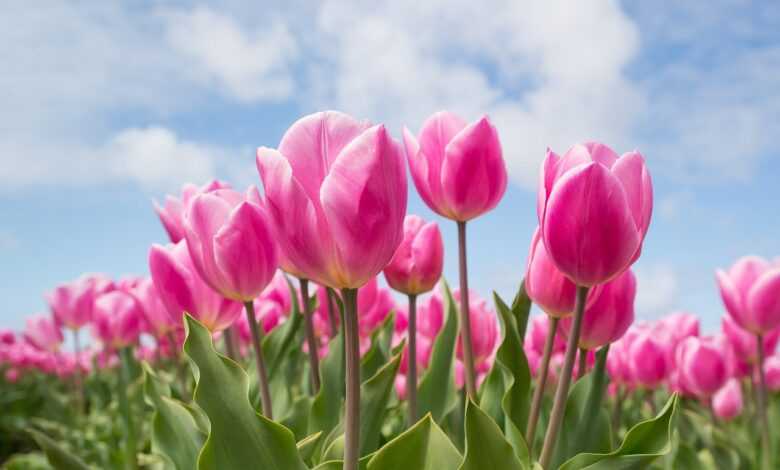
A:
[
  {"left": 656, "top": 311, "right": 699, "bottom": 344},
  {"left": 676, "top": 336, "right": 729, "bottom": 397},
  {"left": 536, "top": 142, "right": 652, "bottom": 467},
  {"left": 46, "top": 275, "right": 104, "bottom": 330},
  {"left": 0, "top": 329, "right": 15, "bottom": 346},
  {"left": 23, "top": 315, "right": 64, "bottom": 353},
  {"left": 628, "top": 332, "right": 670, "bottom": 388},
  {"left": 722, "top": 315, "right": 779, "bottom": 364},
  {"left": 764, "top": 355, "right": 780, "bottom": 391},
  {"left": 383, "top": 215, "right": 444, "bottom": 296},
  {"left": 130, "top": 277, "right": 177, "bottom": 340},
  {"left": 712, "top": 379, "right": 743, "bottom": 420},
  {"left": 258, "top": 111, "right": 407, "bottom": 470},
  {"left": 717, "top": 256, "right": 780, "bottom": 334},
  {"left": 92, "top": 291, "right": 143, "bottom": 349},
  {"left": 404, "top": 111, "right": 506, "bottom": 400},
  {"left": 525, "top": 228, "right": 578, "bottom": 318},
  {"left": 153, "top": 180, "right": 231, "bottom": 243}
]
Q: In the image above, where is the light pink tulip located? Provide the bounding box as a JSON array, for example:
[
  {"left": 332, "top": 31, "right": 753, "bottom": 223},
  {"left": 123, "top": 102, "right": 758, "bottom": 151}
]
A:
[
  {"left": 383, "top": 215, "right": 443, "bottom": 295},
  {"left": 453, "top": 289, "right": 498, "bottom": 370},
  {"left": 712, "top": 379, "right": 743, "bottom": 420},
  {"left": 676, "top": 336, "right": 729, "bottom": 397},
  {"left": 23, "top": 315, "right": 64, "bottom": 353},
  {"left": 722, "top": 314, "right": 779, "bottom": 365},
  {"left": 92, "top": 291, "right": 144, "bottom": 349},
  {"left": 525, "top": 228, "right": 577, "bottom": 317},
  {"left": 538, "top": 144, "right": 653, "bottom": 286},
  {"left": 628, "top": 331, "right": 669, "bottom": 388},
  {"left": 154, "top": 180, "right": 232, "bottom": 243},
  {"left": 257, "top": 111, "right": 407, "bottom": 289},
  {"left": 716, "top": 256, "right": 780, "bottom": 334},
  {"left": 183, "top": 187, "right": 278, "bottom": 302},
  {"left": 656, "top": 311, "right": 700, "bottom": 344},
  {"left": 129, "top": 277, "right": 177, "bottom": 339},
  {"left": 149, "top": 240, "right": 242, "bottom": 332},
  {"left": 403, "top": 112, "right": 507, "bottom": 221},
  {"left": 560, "top": 269, "right": 636, "bottom": 350},
  {"left": 46, "top": 274, "right": 115, "bottom": 330},
  {"left": 764, "top": 355, "right": 780, "bottom": 391}
]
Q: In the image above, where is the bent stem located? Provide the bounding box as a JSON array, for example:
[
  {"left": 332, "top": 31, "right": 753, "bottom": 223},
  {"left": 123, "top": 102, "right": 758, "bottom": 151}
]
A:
[
  {"left": 341, "top": 288, "right": 360, "bottom": 470},
  {"left": 539, "top": 285, "right": 589, "bottom": 468},
  {"left": 407, "top": 293, "right": 419, "bottom": 425},
  {"left": 299, "top": 278, "right": 321, "bottom": 394},
  {"left": 755, "top": 334, "right": 772, "bottom": 470},
  {"left": 244, "top": 301, "right": 273, "bottom": 418},
  {"left": 577, "top": 347, "right": 587, "bottom": 380},
  {"left": 456, "top": 220, "right": 477, "bottom": 398},
  {"left": 526, "top": 316, "right": 559, "bottom": 454},
  {"left": 118, "top": 347, "right": 138, "bottom": 470}
]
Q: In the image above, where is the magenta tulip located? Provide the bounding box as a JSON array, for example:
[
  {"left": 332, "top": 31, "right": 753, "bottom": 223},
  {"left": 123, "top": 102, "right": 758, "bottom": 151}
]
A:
[
  {"left": 628, "top": 331, "right": 670, "bottom": 388},
  {"left": 712, "top": 379, "right": 743, "bottom": 420},
  {"left": 722, "top": 314, "right": 779, "bottom": 364},
  {"left": 527, "top": 315, "right": 567, "bottom": 357},
  {"left": 23, "top": 315, "right": 64, "bottom": 353},
  {"left": 149, "top": 240, "right": 242, "bottom": 332},
  {"left": 764, "top": 355, "right": 780, "bottom": 391},
  {"left": 525, "top": 227, "right": 578, "bottom": 317},
  {"left": 717, "top": 256, "right": 780, "bottom": 335},
  {"left": 538, "top": 144, "right": 653, "bottom": 287},
  {"left": 92, "top": 291, "right": 144, "bottom": 349},
  {"left": 154, "top": 180, "right": 232, "bottom": 243},
  {"left": 453, "top": 289, "right": 498, "bottom": 372},
  {"left": 676, "top": 336, "right": 729, "bottom": 397},
  {"left": 383, "top": 215, "right": 443, "bottom": 295},
  {"left": 0, "top": 329, "right": 15, "bottom": 346}
]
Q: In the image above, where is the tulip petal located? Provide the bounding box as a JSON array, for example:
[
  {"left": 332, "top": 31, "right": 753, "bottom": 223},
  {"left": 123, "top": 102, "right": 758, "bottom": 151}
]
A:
[
  {"left": 716, "top": 269, "right": 747, "bottom": 329},
  {"left": 612, "top": 151, "right": 653, "bottom": 237},
  {"left": 149, "top": 243, "right": 196, "bottom": 325},
  {"left": 747, "top": 268, "right": 780, "bottom": 332},
  {"left": 537, "top": 149, "right": 561, "bottom": 227}
]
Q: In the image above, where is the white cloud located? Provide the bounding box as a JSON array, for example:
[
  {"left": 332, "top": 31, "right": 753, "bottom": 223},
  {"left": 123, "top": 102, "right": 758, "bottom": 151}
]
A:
[{"left": 634, "top": 264, "right": 679, "bottom": 320}]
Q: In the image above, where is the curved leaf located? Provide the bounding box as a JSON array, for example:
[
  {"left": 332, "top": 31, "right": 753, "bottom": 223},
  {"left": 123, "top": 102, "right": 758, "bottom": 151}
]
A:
[
  {"left": 297, "top": 432, "right": 323, "bottom": 463},
  {"left": 360, "top": 349, "right": 403, "bottom": 455},
  {"left": 367, "top": 414, "right": 461, "bottom": 470},
  {"left": 29, "top": 429, "right": 90, "bottom": 470},
  {"left": 361, "top": 312, "right": 396, "bottom": 380},
  {"left": 183, "top": 314, "right": 308, "bottom": 470},
  {"left": 459, "top": 400, "right": 526, "bottom": 470},
  {"left": 263, "top": 276, "right": 305, "bottom": 379},
  {"left": 308, "top": 328, "right": 345, "bottom": 446}
]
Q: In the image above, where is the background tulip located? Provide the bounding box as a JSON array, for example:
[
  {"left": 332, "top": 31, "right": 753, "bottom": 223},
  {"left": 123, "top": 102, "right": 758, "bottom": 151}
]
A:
[
  {"left": 764, "top": 355, "right": 780, "bottom": 391},
  {"left": 717, "top": 256, "right": 780, "bottom": 334},
  {"left": 676, "top": 336, "right": 729, "bottom": 397},
  {"left": 154, "top": 180, "right": 231, "bottom": 243},
  {"left": 383, "top": 215, "right": 443, "bottom": 295},
  {"left": 712, "top": 379, "right": 743, "bottom": 420},
  {"left": 129, "top": 277, "right": 177, "bottom": 340},
  {"left": 525, "top": 227, "right": 577, "bottom": 318},
  {"left": 722, "top": 314, "right": 779, "bottom": 364},
  {"left": 23, "top": 315, "right": 63, "bottom": 353},
  {"left": 628, "top": 332, "right": 669, "bottom": 388},
  {"left": 91, "top": 291, "right": 143, "bottom": 350}
]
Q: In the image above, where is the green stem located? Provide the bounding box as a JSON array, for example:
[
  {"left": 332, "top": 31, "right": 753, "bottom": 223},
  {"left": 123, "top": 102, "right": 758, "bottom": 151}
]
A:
[
  {"left": 407, "top": 294, "right": 418, "bottom": 426},
  {"left": 456, "top": 220, "right": 477, "bottom": 398},
  {"left": 326, "top": 287, "right": 339, "bottom": 337},
  {"left": 300, "top": 278, "right": 321, "bottom": 394},
  {"left": 577, "top": 347, "right": 587, "bottom": 380},
  {"left": 118, "top": 348, "right": 138, "bottom": 470},
  {"left": 223, "top": 327, "right": 239, "bottom": 361},
  {"left": 526, "top": 316, "right": 559, "bottom": 455},
  {"left": 72, "top": 329, "right": 85, "bottom": 415},
  {"left": 539, "top": 285, "right": 589, "bottom": 468},
  {"left": 244, "top": 301, "right": 273, "bottom": 418},
  {"left": 341, "top": 288, "right": 361, "bottom": 470},
  {"left": 755, "top": 334, "right": 772, "bottom": 470}
]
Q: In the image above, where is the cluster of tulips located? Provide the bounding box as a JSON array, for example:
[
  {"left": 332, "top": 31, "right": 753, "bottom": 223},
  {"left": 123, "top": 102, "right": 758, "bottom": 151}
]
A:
[{"left": 2, "top": 110, "right": 779, "bottom": 470}]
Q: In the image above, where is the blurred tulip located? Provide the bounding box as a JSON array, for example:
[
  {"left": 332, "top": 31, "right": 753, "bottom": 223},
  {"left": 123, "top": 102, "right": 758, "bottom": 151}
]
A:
[
  {"left": 722, "top": 315, "right": 779, "bottom": 364},
  {"left": 712, "top": 379, "right": 743, "bottom": 420},
  {"left": 764, "top": 355, "right": 780, "bottom": 391},
  {"left": 92, "top": 291, "right": 143, "bottom": 349},
  {"left": 129, "top": 277, "right": 177, "bottom": 339},
  {"left": 0, "top": 329, "right": 15, "bottom": 346},
  {"left": 676, "top": 336, "right": 729, "bottom": 397},
  {"left": 403, "top": 111, "right": 507, "bottom": 222},
  {"left": 257, "top": 111, "right": 407, "bottom": 289},
  {"left": 46, "top": 274, "right": 114, "bottom": 330},
  {"left": 149, "top": 240, "right": 242, "bottom": 332},
  {"left": 537, "top": 143, "right": 652, "bottom": 287},
  {"left": 259, "top": 271, "right": 294, "bottom": 315},
  {"left": 655, "top": 311, "right": 700, "bottom": 345},
  {"left": 525, "top": 228, "right": 578, "bottom": 317},
  {"left": 23, "top": 315, "right": 63, "bottom": 353},
  {"left": 383, "top": 215, "right": 443, "bottom": 295},
  {"left": 453, "top": 289, "right": 498, "bottom": 375},
  {"left": 717, "top": 256, "right": 780, "bottom": 334},
  {"left": 527, "top": 315, "right": 567, "bottom": 357},
  {"left": 154, "top": 180, "right": 232, "bottom": 243},
  {"left": 236, "top": 300, "right": 285, "bottom": 346},
  {"left": 628, "top": 332, "right": 670, "bottom": 388}
]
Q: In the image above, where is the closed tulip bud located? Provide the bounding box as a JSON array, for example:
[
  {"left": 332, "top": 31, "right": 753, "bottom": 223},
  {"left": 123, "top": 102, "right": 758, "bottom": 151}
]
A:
[
  {"left": 403, "top": 112, "right": 507, "bottom": 221},
  {"left": 628, "top": 332, "right": 669, "bottom": 388},
  {"left": 383, "top": 215, "right": 444, "bottom": 295},
  {"left": 676, "top": 336, "right": 729, "bottom": 397},
  {"left": 129, "top": 277, "right": 177, "bottom": 339},
  {"left": 92, "top": 291, "right": 143, "bottom": 349},
  {"left": 154, "top": 180, "right": 232, "bottom": 243},
  {"left": 716, "top": 256, "right": 780, "bottom": 334},
  {"left": 764, "top": 355, "right": 780, "bottom": 391},
  {"left": 149, "top": 240, "right": 242, "bottom": 332},
  {"left": 23, "top": 315, "right": 64, "bottom": 353},
  {"left": 712, "top": 379, "right": 743, "bottom": 420},
  {"left": 538, "top": 144, "right": 653, "bottom": 286},
  {"left": 525, "top": 228, "right": 578, "bottom": 317},
  {"left": 721, "top": 314, "right": 779, "bottom": 364},
  {"left": 453, "top": 289, "right": 498, "bottom": 369},
  {"left": 257, "top": 111, "right": 407, "bottom": 289}
]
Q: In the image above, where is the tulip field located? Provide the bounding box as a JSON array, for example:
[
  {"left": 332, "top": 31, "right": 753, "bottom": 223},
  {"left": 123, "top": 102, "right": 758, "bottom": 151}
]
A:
[{"left": 3, "top": 111, "right": 780, "bottom": 470}]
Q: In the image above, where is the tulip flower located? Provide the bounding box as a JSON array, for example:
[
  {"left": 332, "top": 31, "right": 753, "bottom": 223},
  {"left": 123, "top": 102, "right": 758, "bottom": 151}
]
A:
[
  {"left": 129, "top": 277, "right": 178, "bottom": 346},
  {"left": 712, "top": 379, "right": 743, "bottom": 420},
  {"left": 153, "top": 180, "right": 231, "bottom": 243},
  {"left": 717, "top": 256, "right": 780, "bottom": 334},
  {"left": 676, "top": 336, "right": 729, "bottom": 398},
  {"left": 0, "top": 329, "right": 15, "bottom": 346},
  {"left": 258, "top": 111, "right": 407, "bottom": 470},
  {"left": 628, "top": 332, "right": 670, "bottom": 388},
  {"left": 91, "top": 291, "right": 143, "bottom": 349},
  {"left": 722, "top": 315, "right": 779, "bottom": 364},
  {"left": 23, "top": 315, "right": 64, "bottom": 353},
  {"left": 764, "top": 355, "right": 780, "bottom": 391},
  {"left": 535, "top": 142, "right": 652, "bottom": 467},
  {"left": 384, "top": 215, "right": 444, "bottom": 296}
]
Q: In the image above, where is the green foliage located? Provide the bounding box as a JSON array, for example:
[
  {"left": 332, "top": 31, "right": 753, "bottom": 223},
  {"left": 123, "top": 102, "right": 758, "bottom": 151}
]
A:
[{"left": 459, "top": 400, "right": 526, "bottom": 470}]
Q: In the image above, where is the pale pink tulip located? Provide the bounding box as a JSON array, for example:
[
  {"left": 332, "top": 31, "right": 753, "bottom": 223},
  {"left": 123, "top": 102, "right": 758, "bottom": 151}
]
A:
[
  {"left": 712, "top": 379, "right": 743, "bottom": 420},
  {"left": 154, "top": 180, "right": 232, "bottom": 243},
  {"left": 23, "top": 315, "right": 63, "bottom": 353},
  {"left": 383, "top": 215, "right": 443, "bottom": 295},
  {"left": 92, "top": 291, "right": 143, "bottom": 349},
  {"left": 717, "top": 256, "right": 780, "bottom": 334},
  {"left": 46, "top": 274, "right": 114, "bottom": 330},
  {"left": 129, "top": 277, "right": 177, "bottom": 339}
]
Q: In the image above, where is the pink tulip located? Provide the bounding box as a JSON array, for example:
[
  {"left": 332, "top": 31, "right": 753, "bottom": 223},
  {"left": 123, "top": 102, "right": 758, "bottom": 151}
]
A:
[
  {"left": 525, "top": 228, "right": 578, "bottom": 317},
  {"left": 236, "top": 300, "right": 285, "bottom": 346},
  {"left": 717, "top": 256, "right": 780, "bottom": 334},
  {"left": 23, "top": 315, "right": 64, "bottom": 353},
  {"left": 357, "top": 277, "right": 397, "bottom": 337},
  {"left": 656, "top": 311, "right": 700, "bottom": 345},
  {"left": 0, "top": 329, "right": 15, "bottom": 346},
  {"left": 92, "top": 291, "right": 143, "bottom": 349},
  {"left": 46, "top": 274, "right": 115, "bottom": 330},
  {"left": 628, "top": 331, "right": 669, "bottom": 388},
  {"left": 154, "top": 180, "right": 232, "bottom": 243},
  {"left": 183, "top": 187, "right": 278, "bottom": 302},
  {"left": 5, "top": 367, "right": 21, "bottom": 383},
  {"left": 257, "top": 111, "right": 407, "bottom": 289},
  {"left": 676, "top": 336, "right": 729, "bottom": 397},
  {"left": 527, "top": 315, "right": 567, "bottom": 356},
  {"left": 403, "top": 112, "right": 507, "bottom": 221},
  {"left": 258, "top": 271, "right": 294, "bottom": 315},
  {"left": 453, "top": 289, "right": 498, "bottom": 370},
  {"left": 560, "top": 269, "right": 636, "bottom": 350},
  {"left": 763, "top": 354, "right": 780, "bottom": 391},
  {"left": 149, "top": 240, "right": 243, "bottom": 332},
  {"left": 722, "top": 314, "right": 779, "bottom": 364},
  {"left": 383, "top": 215, "right": 444, "bottom": 295},
  {"left": 537, "top": 143, "right": 653, "bottom": 286},
  {"left": 129, "top": 277, "right": 177, "bottom": 339},
  {"left": 712, "top": 379, "right": 743, "bottom": 420}
]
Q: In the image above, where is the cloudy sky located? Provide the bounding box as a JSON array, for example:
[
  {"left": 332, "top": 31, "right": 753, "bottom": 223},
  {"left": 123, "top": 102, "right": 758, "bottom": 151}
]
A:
[{"left": 1, "top": 1, "right": 778, "bottom": 333}]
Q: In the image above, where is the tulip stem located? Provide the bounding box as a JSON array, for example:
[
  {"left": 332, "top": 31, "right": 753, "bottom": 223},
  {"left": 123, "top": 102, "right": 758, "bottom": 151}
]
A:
[
  {"left": 407, "top": 293, "right": 418, "bottom": 426},
  {"left": 539, "top": 285, "right": 589, "bottom": 468},
  {"left": 299, "top": 279, "right": 321, "bottom": 394},
  {"left": 577, "top": 348, "right": 587, "bottom": 380},
  {"left": 223, "top": 327, "right": 239, "bottom": 362},
  {"left": 326, "top": 287, "right": 339, "bottom": 337},
  {"left": 645, "top": 389, "right": 656, "bottom": 416},
  {"left": 341, "top": 288, "right": 360, "bottom": 470},
  {"left": 456, "top": 220, "right": 477, "bottom": 398},
  {"left": 526, "top": 316, "right": 559, "bottom": 454},
  {"left": 118, "top": 347, "right": 138, "bottom": 470},
  {"left": 72, "top": 329, "right": 85, "bottom": 415},
  {"left": 755, "top": 334, "right": 772, "bottom": 470},
  {"left": 244, "top": 301, "right": 273, "bottom": 419}
]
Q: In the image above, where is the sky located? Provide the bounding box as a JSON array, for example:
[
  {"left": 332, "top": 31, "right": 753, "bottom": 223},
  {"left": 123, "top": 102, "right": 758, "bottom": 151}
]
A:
[{"left": 1, "top": 0, "right": 779, "bottom": 335}]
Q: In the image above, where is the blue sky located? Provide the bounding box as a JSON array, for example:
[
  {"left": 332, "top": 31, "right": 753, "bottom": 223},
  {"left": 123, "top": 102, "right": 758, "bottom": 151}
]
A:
[{"left": 1, "top": 1, "right": 778, "bottom": 334}]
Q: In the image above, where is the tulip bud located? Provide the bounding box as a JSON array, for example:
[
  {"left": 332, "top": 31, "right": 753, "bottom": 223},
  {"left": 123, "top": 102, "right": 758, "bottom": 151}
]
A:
[
  {"left": 716, "top": 256, "right": 780, "bottom": 334},
  {"left": 628, "top": 332, "right": 669, "bottom": 388},
  {"left": 153, "top": 180, "right": 232, "bottom": 243},
  {"left": 525, "top": 227, "right": 577, "bottom": 317},
  {"left": 383, "top": 215, "right": 444, "bottom": 295},
  {"left": 712, "top": 379, "right": 743, "bottom": 420},
  {"left": 23, "top": 315, "right": 64, "bottom": 353},
  {"left": 676, "top": 336, "right": 729, "bottom": 397},
  {"left": 92, "top": 291, "right": 143, "bottom": 349}
]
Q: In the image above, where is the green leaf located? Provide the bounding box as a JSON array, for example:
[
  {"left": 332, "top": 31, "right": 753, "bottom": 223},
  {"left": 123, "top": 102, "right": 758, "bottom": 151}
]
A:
[
  {"left": 263, "top": 276, "right": 305, "bottom": 379},
  {"left": 459, "top": 400, "right": 526, "bottom": 470},
  {"left": 143, "top": 363, "right": 206, "bottom": 470},
  {"left": 417, "top": 282, "right": 459, "bottom": 423},
  {"left": 509, "top": 281, "right": 532, "bottom": 340},
  {"left": 29, "top": 429, "right": 90, "bottom": 470},
  {"left": 183, "top": 314, "right": 308, "bottom": 470},
  {"left": 309, "top": 327, "right": 346, "bottom": 443},
  {"left": 366, "top": 414, "right": 462, "bottom": 470},
  {"left": 297, "top": 432, "right": 323, "bottom": 463},
  {"left": 361, "top": 312, "right": 396, "bottom": 380},
  {"left": 359, "top": 348, "right": 403, "bottom": 455},
  {"left": 559, "top": 394, "right": 679, "bottom": 470}
]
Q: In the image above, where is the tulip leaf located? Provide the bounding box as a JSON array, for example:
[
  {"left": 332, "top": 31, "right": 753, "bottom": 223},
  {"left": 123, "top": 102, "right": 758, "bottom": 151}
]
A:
[
  {"left": 509, "top": 281, "right": 532, "bottom": 340},
  {"left": 297, "top": 432, "right": 323, "bottom": 463},
  {"left": 459, "top": 400, "right": 526, "bottom": 470},
  {"left": 309, "top": 327, "right": 346, "bottom": 450},
  {"left": 142, "top": 363, "right": 206, "bottom": 470},
  {"left": 359, "top": 348, "right": 403, "bottom": 455},
  {"left": 366, "top": 414, "right": 462, "bottom": 470},
  {"left": 361, "top": 312, "right": 396, "bottom": 380},
  {"left": 559, "top": 393, "right": 679, "bottom": 470},
  {"left": 29, "top": 429, "right": 90, "bottom": 470},
  {"left": 263, "top": 276, "right": 305, "bottom": 379},
  {"left": 183, "top": 314, "right": 308, "bottom": 470},
  {"left": 417, "top": 282, "right": 459, "bottom": 423}
]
